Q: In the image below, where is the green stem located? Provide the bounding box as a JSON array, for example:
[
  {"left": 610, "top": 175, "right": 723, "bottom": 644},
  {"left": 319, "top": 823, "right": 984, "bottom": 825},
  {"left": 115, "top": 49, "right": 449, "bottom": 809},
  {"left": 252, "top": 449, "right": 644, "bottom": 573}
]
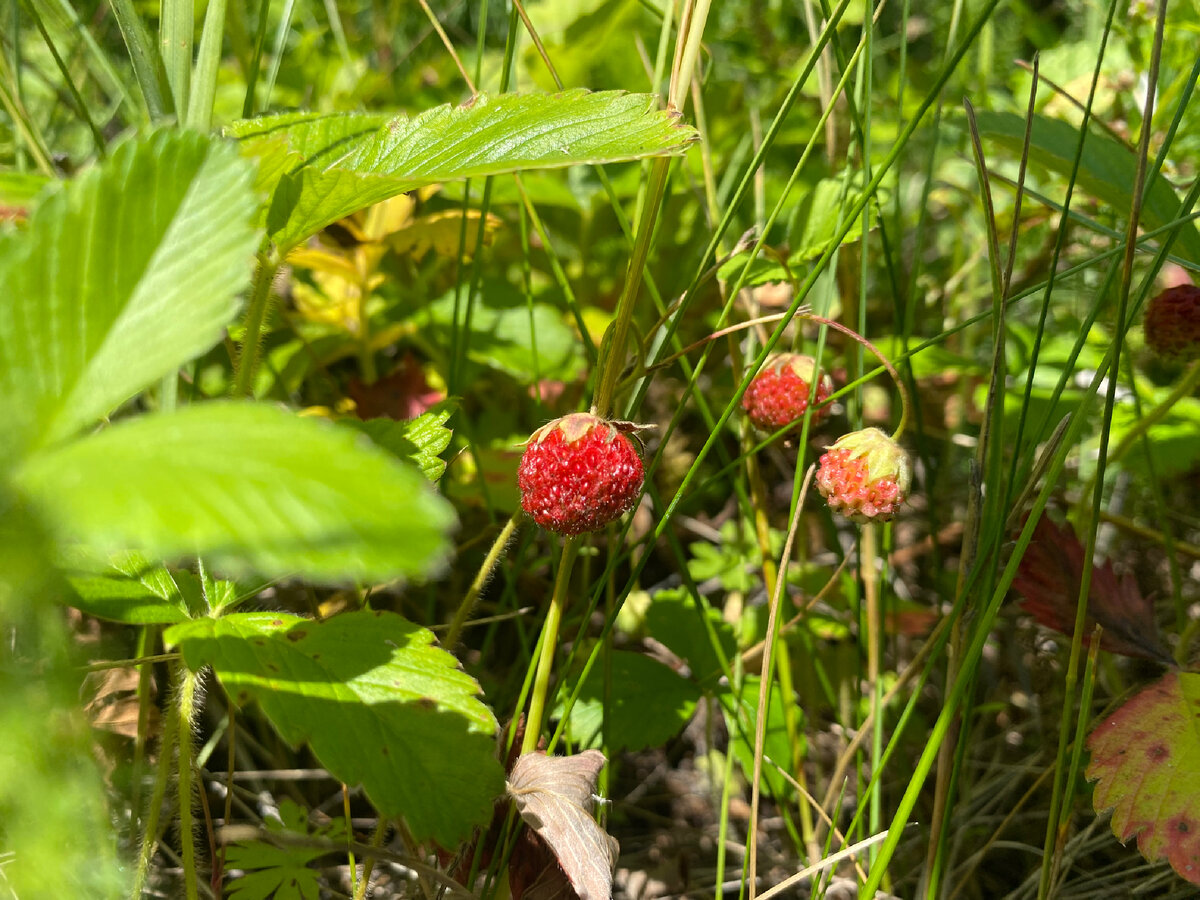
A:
[
  {"left": 798, "top": 311, "right": 913, "bottom": 440},
  {"left": 445, "top": 514, "right": 520, "bottom": 650},
  {"left": 187, "top": 0, "right": 228, "bottom": 131},
  {"left": 590, "top": 155, "right": 671, "bottom": 418},
  {"left": 110, "top": 0, "right": 171, "bottom": 120},
  {"left": 161, "top": 0, "right": 193, "bottom": 119},
  {"left": 522, "top": 537, "right": 580, "bottom": 754},
  {"left": 232, "top": 254, "right": 279, "bottom": 398}
]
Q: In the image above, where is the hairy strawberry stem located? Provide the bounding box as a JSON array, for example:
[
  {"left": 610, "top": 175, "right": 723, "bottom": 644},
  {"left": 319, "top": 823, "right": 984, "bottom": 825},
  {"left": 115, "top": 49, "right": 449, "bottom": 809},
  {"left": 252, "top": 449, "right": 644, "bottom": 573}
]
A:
[{"left": 444, "top": 513, "right": 520, "bottom": 650}]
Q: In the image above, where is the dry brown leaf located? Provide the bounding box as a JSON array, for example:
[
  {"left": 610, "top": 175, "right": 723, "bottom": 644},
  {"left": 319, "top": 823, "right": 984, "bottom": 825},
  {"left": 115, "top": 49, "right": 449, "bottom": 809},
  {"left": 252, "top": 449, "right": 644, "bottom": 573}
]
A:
[{"left": 506, "top": 750, "right": 618, "bottom": 900}]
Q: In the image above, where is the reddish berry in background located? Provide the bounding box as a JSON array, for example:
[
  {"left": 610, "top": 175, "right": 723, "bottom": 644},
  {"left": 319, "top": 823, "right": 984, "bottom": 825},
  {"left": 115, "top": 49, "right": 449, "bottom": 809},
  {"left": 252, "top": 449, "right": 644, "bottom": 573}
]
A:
[
  {"left": 1144, "top": 284, "right": 1200, "bottom": 362},
  {"left": 741, "top": 353, "right": 834, "bottom": 432},
  {"left": 518, "top": 413, "right": 645, "bottom": 536},
  {"left": 816, "top": 427, "right": 911, "bottom": 523}
]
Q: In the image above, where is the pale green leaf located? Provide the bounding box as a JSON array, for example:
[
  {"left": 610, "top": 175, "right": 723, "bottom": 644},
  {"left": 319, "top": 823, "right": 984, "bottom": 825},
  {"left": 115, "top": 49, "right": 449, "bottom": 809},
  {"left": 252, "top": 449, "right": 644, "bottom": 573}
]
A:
[
  {"left": 15, "top": 402, "right": 456, "bottom": 584},
  {"left": 166, "top": 611, "right": 504, "bottom": 845},
  {"left": 227, "top": 90, "right": 697, "bottom": 252},
  {"left": 416, "top": 283, "right": 584, "bottom": 383},
  {"left": 0, "top": 130, "right": 261, "bottom": 453},
  {"left": 338, "top": 400, "right": 456, "bottom": 482}
]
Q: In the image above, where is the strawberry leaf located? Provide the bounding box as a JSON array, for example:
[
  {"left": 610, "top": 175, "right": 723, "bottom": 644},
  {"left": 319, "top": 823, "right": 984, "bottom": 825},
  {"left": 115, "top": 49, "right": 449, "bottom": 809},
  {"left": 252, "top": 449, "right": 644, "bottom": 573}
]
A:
[
  {"left": 1009, "top": 516, "right": 1172, "bottom": 663},
  {"left": 166, "top": 610, "right": 504, "bottom": 846},
  {"left": 1086, "top": 672, "right": 1200, "bottom": 886}
]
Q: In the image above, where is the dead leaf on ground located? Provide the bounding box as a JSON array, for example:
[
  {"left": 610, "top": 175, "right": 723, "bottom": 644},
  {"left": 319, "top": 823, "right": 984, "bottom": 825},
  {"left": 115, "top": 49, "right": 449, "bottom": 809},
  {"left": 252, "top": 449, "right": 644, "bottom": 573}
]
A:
[{"left": 506, "top": 750, "right": 619, "bottom": 900}]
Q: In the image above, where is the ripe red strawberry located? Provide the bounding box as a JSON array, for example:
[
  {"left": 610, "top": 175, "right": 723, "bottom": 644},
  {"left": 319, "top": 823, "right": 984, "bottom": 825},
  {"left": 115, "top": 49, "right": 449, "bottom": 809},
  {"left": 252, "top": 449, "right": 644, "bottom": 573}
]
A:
[
  {"left": 518, "top": 412, "right": 645, "bottom": 535},
  {"left": 816, "top": 427, "right": 910, "bottom": 522},
  {"left": 742, "top": 353, "right": 834, "bottom": 432},
  {"left": 1144, "top": 284, "right": 1200, "bottom": 362}
]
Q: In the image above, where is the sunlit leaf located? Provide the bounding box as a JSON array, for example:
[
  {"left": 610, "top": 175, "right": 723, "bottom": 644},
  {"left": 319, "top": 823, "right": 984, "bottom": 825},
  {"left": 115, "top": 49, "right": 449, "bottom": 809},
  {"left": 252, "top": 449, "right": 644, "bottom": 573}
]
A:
[
  {"left": 1087, "top": 672, "right": 1200, "bottom": 886},
  {"left": 415, "top": 283, "right": 584, "bottom": 384},
  {"left": 0, "top": 130, "right": 260, "bottom": 454},
  {"left": 15, "top": 402, "right": 456, "bottom": 584},
  {"left": 167, "top": 610, "right": 504, "bottom": 846},
  {"left": 339, "top": 400, "right": 456, "bottom": 482},
  {"left": 227, "top": 90, "right": 697, "bottom": 253}
]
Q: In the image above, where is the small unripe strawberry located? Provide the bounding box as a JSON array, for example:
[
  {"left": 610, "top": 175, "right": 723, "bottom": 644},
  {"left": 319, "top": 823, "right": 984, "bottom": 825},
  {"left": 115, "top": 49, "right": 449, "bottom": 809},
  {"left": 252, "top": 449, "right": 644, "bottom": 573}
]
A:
[
  {"left": 741, "top": 353, "right": 834, "bottom": 432},
  {"left": 816, "top": 427, "right": 910, "bottom": 522},
  {"left": 518, "top": 413, "right": 645, "bottom": 535},
  {"left": 1144, "top": 284, "right": 1200, "bottom": 362}
]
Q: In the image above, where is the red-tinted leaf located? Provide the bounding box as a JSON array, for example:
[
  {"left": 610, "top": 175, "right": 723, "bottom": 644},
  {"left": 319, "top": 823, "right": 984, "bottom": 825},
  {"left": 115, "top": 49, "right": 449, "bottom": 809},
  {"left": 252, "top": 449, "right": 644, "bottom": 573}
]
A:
[
  {"left": 348, "top": 355, "right": 444, "bottom": 420},
  {"left": 1087, "top": 672, "right": 1200, "bottom": 885},
  {"left": 506, "top": 751, "right": 618, "bottom": 900},
  {"left": 1009, "top": 516, "right": 1172, "bottom": 663}
]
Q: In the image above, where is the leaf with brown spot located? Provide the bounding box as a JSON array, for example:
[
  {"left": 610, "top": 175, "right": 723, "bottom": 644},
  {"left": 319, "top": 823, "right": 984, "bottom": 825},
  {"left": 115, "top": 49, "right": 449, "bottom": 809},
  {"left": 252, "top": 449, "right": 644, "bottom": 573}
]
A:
[
  {"left": 1087, "top": 671, "right": 1200, "bottom": 885},
  {"left": 506, "top": 751, "right": 618, "bottom": 900},
  {"left": 1010, "top": 516, "right": 1172, "bottom": 663}
]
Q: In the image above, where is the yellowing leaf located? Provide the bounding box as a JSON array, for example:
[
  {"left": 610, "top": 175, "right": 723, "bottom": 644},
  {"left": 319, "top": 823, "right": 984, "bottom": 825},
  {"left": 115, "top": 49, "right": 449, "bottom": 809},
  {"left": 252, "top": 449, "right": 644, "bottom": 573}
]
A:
[
  {"left": 507, "top": 751, "right": 618, "bottom": 900},
  {"left": 362, "top": 192, "right": 418, "bottom": 241},
  {"left": 391, "top": 209, "right": 501, "bottom": 260},
  {"left": 1087, "top": 672, "right": 1200, "bottom": 886}
]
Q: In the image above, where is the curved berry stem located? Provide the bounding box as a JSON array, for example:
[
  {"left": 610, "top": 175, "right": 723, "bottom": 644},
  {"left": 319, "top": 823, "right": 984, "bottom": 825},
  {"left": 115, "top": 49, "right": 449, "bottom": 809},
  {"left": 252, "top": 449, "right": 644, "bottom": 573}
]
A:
[{"left": 798, "top": 312, "right": 913, "bottom": 442}]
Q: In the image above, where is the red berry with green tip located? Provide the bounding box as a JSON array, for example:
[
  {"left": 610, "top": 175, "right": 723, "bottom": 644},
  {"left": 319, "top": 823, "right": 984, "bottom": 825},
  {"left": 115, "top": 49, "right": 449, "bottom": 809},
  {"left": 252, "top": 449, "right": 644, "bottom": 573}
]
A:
[
  {"left": 816, "top": 427, "right": 911, "bottom": 523},
  {"left": 518, "top": 413, "right": 645, "bottom": 535},
  {"left": 1144, "top": 284, "right": 1200, "bottom": 362},
  {"left": 741, "top": 353, "right": 834, "bottom": 432}
]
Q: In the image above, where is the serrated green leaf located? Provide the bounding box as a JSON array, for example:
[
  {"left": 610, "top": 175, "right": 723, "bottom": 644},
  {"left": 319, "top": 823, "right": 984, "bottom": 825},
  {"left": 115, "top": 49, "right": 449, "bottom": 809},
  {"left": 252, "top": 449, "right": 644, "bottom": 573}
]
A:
[
  {"left": 0, "top": 130, "right": 261, "bottom": 455},
  {"left": 15, "top": 402, "right": 456, "bottom": 584},
  {"left": 227, "top": 90, "right": 697, "bottom": 252},
  {"left": 645, "top": 588, "right": 736, "bottom": 694},
  {"left": 556, "top": 650, "right": 701, "bottom": 752},
  {"left": 60, "top": 548, "right": 263, "bottom": 624},
  {"left": 338, "top": 400, "right": 456, "bottom": 482},
  {"left": 973, "top": 111, "right": 1200, "bottom": 265},
  {"left": 166, "top": 610, "right": 504, "bottom": 845}
]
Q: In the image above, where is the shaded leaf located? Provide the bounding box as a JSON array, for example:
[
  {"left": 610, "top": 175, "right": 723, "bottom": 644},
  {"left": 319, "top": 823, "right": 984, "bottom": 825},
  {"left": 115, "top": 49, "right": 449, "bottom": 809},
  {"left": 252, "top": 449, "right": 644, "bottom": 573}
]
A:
[
  {"left": 1087, "top": 672, "right": 1200, "bottom": 885},
  {"left": 167, "top": 610, "right": 504, "bottom": 846},
  {"left": 1009, "top": 516, "right": 1172, "bottom": 663},
  {"left": 0, "top": 130, "right": 260, "bottom": 454},
  {"left": 228, "top": 91, "right": 697, "bottom": 253},
  {"left": 507, "top": 751, "right": 618, "bottom": 900},
  {"left": 556, "top": 650, "right": 700, "bottom": 752},
  {"left": 225, "top": 799, "right": 344, "bottom": 900},
  {"left": 644, "top": 587, "right": 736, "bottom": 694},
  {"left": 15, "top": 402, "right": 456, "bottom": 585}
]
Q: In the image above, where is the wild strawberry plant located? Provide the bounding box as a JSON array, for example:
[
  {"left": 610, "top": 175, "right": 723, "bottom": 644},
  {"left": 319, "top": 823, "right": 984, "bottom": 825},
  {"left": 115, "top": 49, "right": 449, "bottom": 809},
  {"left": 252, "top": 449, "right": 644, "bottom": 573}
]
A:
[{"left": 4, "top": 2, "right": 1200, "bottom": 899}]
